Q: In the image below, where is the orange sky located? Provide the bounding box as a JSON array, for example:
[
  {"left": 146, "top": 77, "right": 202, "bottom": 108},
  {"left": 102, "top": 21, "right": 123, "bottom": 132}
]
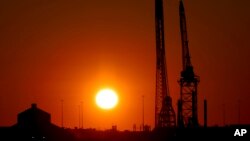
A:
[{"left": 0, "top": 0, "right": 250, "bottom": 131}]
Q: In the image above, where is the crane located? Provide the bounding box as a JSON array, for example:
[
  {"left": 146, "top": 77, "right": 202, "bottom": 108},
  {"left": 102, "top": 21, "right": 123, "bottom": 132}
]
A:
[
  {"left": 178, "top": 0, "right": 200, "bottom": 128},
  {"left": 155, "top": 0, "right": 176, "bottom": 128}
]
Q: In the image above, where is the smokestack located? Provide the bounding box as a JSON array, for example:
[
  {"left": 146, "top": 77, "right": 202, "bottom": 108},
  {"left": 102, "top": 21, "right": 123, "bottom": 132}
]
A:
[
  {"left": 192, "top": 91, "right": 198, "bottom": 127},
  {"left": 204, "top": 99, "right": 207, "bottom": 128}
]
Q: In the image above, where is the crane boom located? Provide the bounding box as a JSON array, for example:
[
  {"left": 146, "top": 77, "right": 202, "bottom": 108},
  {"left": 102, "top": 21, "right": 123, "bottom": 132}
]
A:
[
  {"left": 155, "top": 0, "right": 176, "bottom": 128},
  {"left": 179, "top": 0, "right": 194, "bottom": 80},
  {"left": 180, "top": 1, "right": 191, "bottom": 70},
  {"left": 178, "top": 0, "right": 199, "bottom": 128}
]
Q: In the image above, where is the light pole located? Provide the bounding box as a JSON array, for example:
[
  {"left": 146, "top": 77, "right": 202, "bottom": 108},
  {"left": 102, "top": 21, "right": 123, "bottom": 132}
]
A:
[
  {"left": 81, "top": 101, "right": 83, "bottom": 128},
  {"left": 142, "top": 95, "right": 144, "bottom": 131},
  {"left": 61, "top": 99, "right": 64, "bottom": 128}
]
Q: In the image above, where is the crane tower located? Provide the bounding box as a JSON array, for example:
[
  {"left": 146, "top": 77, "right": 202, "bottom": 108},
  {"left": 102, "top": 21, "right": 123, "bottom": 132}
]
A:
[
  {"left": 155, "top": 0, "right": 176, "bottom": 128},
  {"left": 178, "top": 0, "right": 200, "bottom": 128}
]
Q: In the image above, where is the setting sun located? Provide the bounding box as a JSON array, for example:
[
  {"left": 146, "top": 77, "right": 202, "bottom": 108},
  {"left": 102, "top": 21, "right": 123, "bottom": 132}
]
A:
[{"left": 95, "top": 88, "right": 118, "bottom": 110}]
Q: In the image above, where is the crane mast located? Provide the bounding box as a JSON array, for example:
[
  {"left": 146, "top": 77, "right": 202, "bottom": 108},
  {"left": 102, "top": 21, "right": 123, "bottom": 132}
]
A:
[
  {"left": 155, "top": 0, "right": 176, "bottom": 128},
  {"left": 178, "top": 0, "right": 200, "bottom": 128},
  {"left": 180, "top": 0, "right": 192, "bottom": 73}
]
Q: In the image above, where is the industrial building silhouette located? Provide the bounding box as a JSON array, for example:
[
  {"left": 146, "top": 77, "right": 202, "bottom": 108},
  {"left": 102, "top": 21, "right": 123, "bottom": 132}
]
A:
[
  {"left": 17, "top": 103, "right": 50, "bottom": 129},
  {"left": 0, "top": 103, "right": 74, "bottom": 141}
]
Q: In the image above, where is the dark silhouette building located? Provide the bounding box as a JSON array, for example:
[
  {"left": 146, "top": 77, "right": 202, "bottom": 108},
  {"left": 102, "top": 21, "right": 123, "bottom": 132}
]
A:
[
  {"left": 0, "top": 103, "right": 74, "bottom": 141},
  {"left": 17, "top": 103, "right": 51, "bottom": 129}
]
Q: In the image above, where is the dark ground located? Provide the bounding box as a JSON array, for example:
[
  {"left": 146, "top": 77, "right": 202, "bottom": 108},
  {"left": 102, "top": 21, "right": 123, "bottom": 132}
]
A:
[{"left": 1, "top": 125, "right": 249, "bottom": 141}]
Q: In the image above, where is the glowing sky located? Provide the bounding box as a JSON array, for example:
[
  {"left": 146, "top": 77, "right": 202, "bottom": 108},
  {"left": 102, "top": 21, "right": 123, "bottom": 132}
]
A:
[{"left": 0, "top": 0, "right": 250, "bottom": 130}]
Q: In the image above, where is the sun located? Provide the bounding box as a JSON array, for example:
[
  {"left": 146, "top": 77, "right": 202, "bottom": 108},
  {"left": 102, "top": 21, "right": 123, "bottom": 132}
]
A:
[{"left": 95, "top": 88, "right": 118, "bottom": 110}]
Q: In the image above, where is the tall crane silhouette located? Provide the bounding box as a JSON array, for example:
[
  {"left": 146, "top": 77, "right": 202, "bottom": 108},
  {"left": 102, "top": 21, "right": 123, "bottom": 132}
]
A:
[
  {"left": 155, "top": 0, "right": 176, "bottom": 128},
  {"left": 178, "top": 0, "right": 200, "bottom": 128}
]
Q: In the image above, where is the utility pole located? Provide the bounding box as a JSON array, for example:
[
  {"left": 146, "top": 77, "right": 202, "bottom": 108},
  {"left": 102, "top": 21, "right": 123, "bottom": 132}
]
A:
[
  {"left": 78, "top": 105, "right": 80, "bottom": 128},
  {"left": 142, "top": 95, "right": 145, "bottom": 131},
  {"left": 61, "top": 99, "right": 64, "bottom": 128},
  {"left": 81, "top": 101, "right": 83, "bottom": 129},
  {"left": 238, "top": 100, "right": 240, "bottom": 125},
  {"left": 223, "top": 104, "right": 226, "bottom": 126}
]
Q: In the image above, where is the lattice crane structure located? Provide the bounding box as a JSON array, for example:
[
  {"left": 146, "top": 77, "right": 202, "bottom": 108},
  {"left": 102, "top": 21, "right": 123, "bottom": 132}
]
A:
[
  {"left": 178, "top": 0, "right": 200, "bottom": 128},
  {"left": 155, "top": 0, "right": 176, "bottom": 128}
]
